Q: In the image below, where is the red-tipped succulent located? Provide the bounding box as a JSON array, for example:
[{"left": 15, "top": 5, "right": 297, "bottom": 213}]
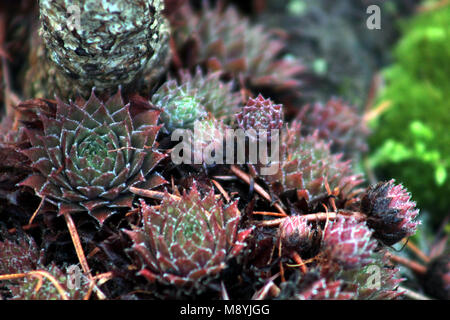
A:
[
  {"left": 124, "top": 183, "right": 253, "bottom": 288},
  {"left": 0, "top": 232, "right": 89, "bottom": 300},
  {"left": 277, "top": 216, "right": 318, "bottom": 258},
  {"left": 297, "top": 98, "right": 369, "bottom": 156},
  {"left": 264, "top": 122, "right": 363, "bottom": 210},
  {"left": 173, "top": 3, "right": 304, "bottom": 91},
  {"left": 19, "top": 90, "right": 167, "bottom": 224},
  {"left": 295, "top": 279, "right": 356, "bottom": 300},
  {"left": 321, "top": 217, "right": 377, "bottom": 271},
  {"left": 236, "top": 94, "right": 283, "bottom": 142},
  {"left": 360, "top": 180, "right": 420, "bottom": 246},
  {"left": 152, "top": 68, "right": 241, "bottom": 132}
]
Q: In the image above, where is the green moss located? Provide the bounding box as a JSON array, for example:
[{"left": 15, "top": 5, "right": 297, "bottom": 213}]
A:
[{"left": 369, "top": 6, "right": 450, "bottom": 223}]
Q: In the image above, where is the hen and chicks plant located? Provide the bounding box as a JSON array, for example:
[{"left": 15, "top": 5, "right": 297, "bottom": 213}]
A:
[{"left": 0, "top": 0, "right": 437, "bottom": 301}]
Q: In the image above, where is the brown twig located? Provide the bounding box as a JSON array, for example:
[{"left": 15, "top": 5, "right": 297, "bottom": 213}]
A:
[
  {"left": 363, "top": 101, "right": 391, "bottom": 124},
  {"left": 291, "top": 251, "right": 307, "bottom": 274},
  {"left": 28, "top": 196, "right": 45, "bottom": 225},
  {"left": 129, "top": 187, "right": 181, "bottom": 201},
  {"left": 386, "top": 252, "right": 427, "bottom": 275},
  {"left": 256, "top": 211, "right": 366, "bottom": 227},
  {"left": 398, "top": 286, "right": 432, "bottom": 300},
  {"left": 253, "top": 211, "right": 287, "bottom": 217},
  {"left": 211, "top": 179, "right": 231, "bottom": 203},
  {"left": 8, "top": 223, "right": 40, "bottom": 235},
  {"left": 402, "top": 239, "right": 430, "bottom": 263},
  {"left": 230, "top": 165, "right": 287, "bottom": 215},
  {"left": 63, "top": 212, "right": 91, "bottom": 277},
  {"left": 83, "top": 272, "right": 113, "bottom": 300},
  {"left": 0, "top": 271, "right": 69, "bottom": 300}
]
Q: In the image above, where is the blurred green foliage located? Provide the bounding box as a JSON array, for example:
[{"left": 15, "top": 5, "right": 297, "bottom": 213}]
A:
[{"left": 369, "top": 5, "right": 450, "bottom": 223}]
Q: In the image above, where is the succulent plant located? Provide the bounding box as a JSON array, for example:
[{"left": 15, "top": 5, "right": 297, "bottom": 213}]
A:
[
  {"left": 173, "top": 3, "right": 304, "bottom": 91},
  {"left": 264, "top": 122, "right": 363, "bottom": 211},
  {"left": 169, "top": 115, "right": 230, "bottom": 168},
  {"left": 0, "top": 231, "right": 88, "bottom": 300},
  {"left": 321, "top": 217, "right": 377, "bottom": 271},
  {"left": 360, "top": 180, "right": 420, "bottom": 246},
  {"left": 277, "top": 216, "right": 318, "bottom": 258},
  {"left": 297, "top": 98, "right": 369, "bottom": 157},
  {"left": 295, "top": 279, "right": 355, "bottom": 300},
  {"left": 19, "top": 89, "right": 167, "bottom": 224},
  {"left": 30, "top": 0, "right": 170, "bottom": 99},
  {"left": 124, "top": 183, "right": 253, "bottom": 289},
  {"left": 344, "top": 250, "right": 405, "bottom": 300},
  {"left": 276, "top": 269, "right": 356, "bottom": 300},
  {"left": 0, "top": 231, "right": 40, "bottom": 275},
  {"left": 152, "top": 68, "right": 240, "bottom": 132},
  {"left": 236, "top": 94, "right": 283, "bottom": 142}
]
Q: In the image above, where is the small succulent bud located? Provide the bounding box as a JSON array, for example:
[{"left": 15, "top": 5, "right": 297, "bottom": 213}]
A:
[
  {"left": 322, "top": 217, "right": 377, "bottom": 270},
  {"left": 236, "top": 94, "right": 283, "bottom": 142},
  {"left": 158, "top": 89, "right": 207, "bottom": 132},
  {"left": 360, "top": 180, "right": 420, "bottom": 246},
  {"left": 277, "top": 216, "right": 317, "bottom": 257},
  {"left": 38, "top": 0, "right": 170, "bottom": 99}
]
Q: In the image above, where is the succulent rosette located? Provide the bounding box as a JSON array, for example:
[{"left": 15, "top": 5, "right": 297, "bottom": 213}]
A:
[
  {"left": 236, "top": 94, "right": 283, "bottom": 142},
  {"left": 321, "top": 217, "right": 377, "bottom": 271},
  {"left": 360, "top": 180, "right": 420, "bottom": 245},
  {"left": 264, "top": 122, "right": 363, "bottom": 209},
  {"left": 297, "top": 98, "right": 369, "bottom": 156},
  {"left": 0, "top": 231, "right": 89, "bottom": 300},
  {"left": 124, "top": 183, "right": 253, "bottom": 288},
  {"left": 173, "top": 3, "right": 304, "bottom": 91},
  {"left": 152, "top": 68, "right": 241, "bottom": 132},
  {"left": 20, "top": 90, "right": 167, "bottom": 224}
]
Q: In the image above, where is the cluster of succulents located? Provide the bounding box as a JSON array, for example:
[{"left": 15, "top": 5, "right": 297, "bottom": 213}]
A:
[
  {"left": 262, "top": 122, "right": 364, "bottom": 212},
  {"left": 172, "top": 1, "right": 305, "bottom": 92},
  {"left": 152, "top": 68, "right": 241, "bottom": 132},
  {"left": 0, "top": 0, "right": 445, "bottom": 302},
  {"left": 0, "top": 230, "right": 89, "bottom": 300}
]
